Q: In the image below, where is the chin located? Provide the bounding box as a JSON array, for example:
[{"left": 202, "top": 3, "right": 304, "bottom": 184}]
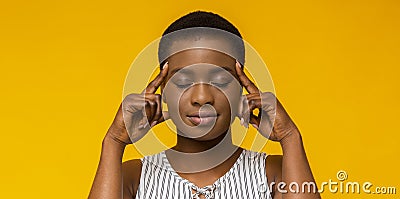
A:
[
  {"left": 174, "top": 124, "right": 228, "bottom": 141},
  {"left": 189, "top": 126, "right": 230, "bottom": 141},
  {"left": 170, "top": 113, "right": 231, "bottom": 140}
]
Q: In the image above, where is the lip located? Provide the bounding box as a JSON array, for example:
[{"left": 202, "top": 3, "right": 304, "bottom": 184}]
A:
[
  {"left": 187, "top": 112, "right": 219, "bottom": 126},
  {"left": 187, "top": 111, "right": 218, "bottom": 117}
]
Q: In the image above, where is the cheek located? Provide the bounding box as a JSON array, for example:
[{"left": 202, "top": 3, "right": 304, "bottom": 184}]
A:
[
  {"left": 165, "top": 88, "right": 188, "bottom": 115},
  {"left": 164, "top": 88, "right": 179, "bottom": 109},
  {"left": 218, "top": 86, "right": 241, "bottom": 113},
  {"left": 164, "top": 92, "right": 185, "bottom": 128}
]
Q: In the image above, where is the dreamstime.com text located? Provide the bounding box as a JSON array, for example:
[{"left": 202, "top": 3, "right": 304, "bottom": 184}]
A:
[{"left": 259, "top": 170, "right": 396, "bottom": 195}]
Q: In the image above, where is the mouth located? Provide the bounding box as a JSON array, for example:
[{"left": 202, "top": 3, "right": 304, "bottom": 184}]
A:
[{"left": 187, "top": 112, "right": 219, "bottom": 126}]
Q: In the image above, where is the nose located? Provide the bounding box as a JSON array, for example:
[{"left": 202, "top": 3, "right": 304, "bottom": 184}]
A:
[{"left": 190, "top": 83, "right": 214, "bottom": 106}]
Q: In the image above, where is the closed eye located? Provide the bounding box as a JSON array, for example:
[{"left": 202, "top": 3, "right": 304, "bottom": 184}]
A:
[
  {"left": 210, "top": 78, "right": 233, "bottom": 88},
  {"left": 173, "top": 80, "right": 194, "bottom": 89}
]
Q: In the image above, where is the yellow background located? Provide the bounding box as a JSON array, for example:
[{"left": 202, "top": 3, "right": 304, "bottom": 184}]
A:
[{"left": 0, "top": 0, "right": 399, "bottom": 198}]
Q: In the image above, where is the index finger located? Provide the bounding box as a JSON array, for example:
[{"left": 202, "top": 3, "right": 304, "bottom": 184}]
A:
[
  {"left": 235, "top": 60, "right": 259, "bottom": 94},
  {"left": 144, "top": 62, "right": 169, "bottom": 94}
]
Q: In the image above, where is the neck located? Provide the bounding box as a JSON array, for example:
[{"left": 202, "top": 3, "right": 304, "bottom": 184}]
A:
[
  {"left": 165, "top": 129, "right": 242, "bottom": 174},
  {"left": 172, "top": 130, "right": 230, "bottom": 153}
]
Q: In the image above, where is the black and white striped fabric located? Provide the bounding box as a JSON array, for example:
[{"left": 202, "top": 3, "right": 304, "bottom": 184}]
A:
[{"left": 135, "top": 149, "right": 272, "bottom": 199}]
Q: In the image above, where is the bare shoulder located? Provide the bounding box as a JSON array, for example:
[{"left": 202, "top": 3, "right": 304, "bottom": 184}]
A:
[
  {"left": 265, "top": 155, "right": 283, "bottom": 197},
  {"left": 122, "top": 159, "right": 142, "bottom": 199}
]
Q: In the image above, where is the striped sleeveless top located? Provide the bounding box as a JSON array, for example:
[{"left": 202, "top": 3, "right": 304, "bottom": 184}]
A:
[{"left": 134, "top": 149, "right": 273, "bottom": 199}]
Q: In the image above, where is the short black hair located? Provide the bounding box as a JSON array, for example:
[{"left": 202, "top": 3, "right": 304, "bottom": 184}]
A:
[{"left": 158, "top": 11, "right": 245, "bottom": 68}]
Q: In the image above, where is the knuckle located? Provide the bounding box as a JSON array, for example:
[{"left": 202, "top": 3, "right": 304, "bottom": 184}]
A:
[
  {"left": 123, "top": 93, "right": 136, "bottom": 102},
  {"left": 264, "top": 92, "right": 276, "bottom": 98},
  {"left": 148, "top": 100, "right": 156, "bottom": 106},
  {"left": 144, "top": 92, "right": 154, "bottom": 98},
  {"left": 248, "top": 99, "right": 256, "bottom": 107}
]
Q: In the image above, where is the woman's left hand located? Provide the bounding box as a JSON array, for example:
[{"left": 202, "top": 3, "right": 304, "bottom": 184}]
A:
[{"left": 235, "top": 61, "right": 299, "bottom": 142}]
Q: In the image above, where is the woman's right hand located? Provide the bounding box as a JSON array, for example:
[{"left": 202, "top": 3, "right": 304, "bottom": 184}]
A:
[{"left": 105, "top": 62, "right": 169, "bottom": 145}]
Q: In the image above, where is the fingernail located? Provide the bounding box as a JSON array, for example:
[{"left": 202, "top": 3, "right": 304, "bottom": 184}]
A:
[
  {"left": 143, "top": 122, "right": 148, "bottom": 129},
  {"left": 162, "top": 61, "right": 168, "bottom": 69},
  {"left": 251, "top": 124, "right": 258, "bottom": 129},
  {"left": 150, "top": 121, "right": 157, "bottom": 127},
  {"left": 236, "top": 60, "right": 242, "bottom": 68},
  {"left": 240, "top": 118, "right": 244, "bottom": 126}
]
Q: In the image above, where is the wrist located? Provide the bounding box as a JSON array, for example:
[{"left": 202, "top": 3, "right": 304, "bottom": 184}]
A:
[
  {"left": 279, "top": 128, "right": 302, "bottom": 149},
  {"left": 99, "top": 133, "right": 126, "bottom": 163},
  {"left": 103, "top": 133, "right": 128, "bottom": 150}
]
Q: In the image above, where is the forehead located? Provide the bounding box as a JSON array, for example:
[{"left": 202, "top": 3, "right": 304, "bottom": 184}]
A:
[{"left": 167, "top": 48, "right": 236, "bottom": 71}]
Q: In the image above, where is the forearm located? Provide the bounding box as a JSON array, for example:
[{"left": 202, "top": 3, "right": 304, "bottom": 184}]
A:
[
  {"left": 280, "top": 130, "right": 321, "bottom": 198},
  {"left": 88, "top": 133, "right": 126, "bottom": 199}
]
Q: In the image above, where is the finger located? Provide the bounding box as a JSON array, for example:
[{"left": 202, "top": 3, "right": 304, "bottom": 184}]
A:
[
  {"left": 239, "top": 96, "right": 250, "bottom": 127},
  {"left": 242, "top": 104, "right": 253, "bottom": 128},
  {"left": 235, "top": 60, "right": 259, "bottom": 94},
  {"left": 261, "top": 92, "right": 277, "bottom": 109},
  {"left": 122, "top": 96, "right": 147, "bottom": 129},
  {"left": 149, "top": 95, "right": 162, "bottom": 127},
  {"left": 144, "top": 62, "right": 169, "bottom": 94},
  {"left": 123, "top": 100, "right": 146, "bottom": 114},
  {"left": 237, "top": 95, "right": 246, "bottom": 119},
  {"left": 245, "top": 94, "right": 262, "bottom": 114},
  {"left": 137, "top": 101, "right": 151, "bottom": 129},
  {"left": 144, "top": 98, "right": 157, "bottom": 123},
  {"left": 249, "top": 114, "right": 259, "bottom": 127},
  {"left": 245, "top": 97, "right": 262, "bottom": 128},
  {"left": 260, "top": 93, "right": 277, "bottom": 124},
  {"left": 153, "top": 111, "right": 170, "bottom": 126},
  {"left": 122, "top": 93, "right": 145, "bottom": 112}
]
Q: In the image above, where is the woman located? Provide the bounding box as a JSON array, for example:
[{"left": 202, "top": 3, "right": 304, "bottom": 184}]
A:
[{"left": 89, "top": 11, "right": 321, "bottom": 199}]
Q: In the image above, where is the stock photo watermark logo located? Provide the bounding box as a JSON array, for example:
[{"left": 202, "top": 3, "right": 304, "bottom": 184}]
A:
[
  {"left": 318, "top": 170, "right": 396, "bottom": 195},
  {"left": 258, "top": 170, "right": 396, "bottom": 195}
]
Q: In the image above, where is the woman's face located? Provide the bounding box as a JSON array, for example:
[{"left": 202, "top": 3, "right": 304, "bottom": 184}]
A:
[{"left": 162, "top": 48, "right": 242, "bottom": 141}]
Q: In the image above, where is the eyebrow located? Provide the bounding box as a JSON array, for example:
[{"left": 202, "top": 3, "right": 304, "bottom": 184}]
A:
[
  {"left": 170, "top": 66, "right": 234, "bottom": 76},
  {"left": 170, "top": 67, "right": 192, "bottom": 76},
  {"left": 210, "top": 66, "right": 234, "bottom": 74}
]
